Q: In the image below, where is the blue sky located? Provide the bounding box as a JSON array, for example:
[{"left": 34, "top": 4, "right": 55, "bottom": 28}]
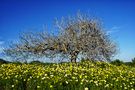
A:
[{"left": 0, "top": 0, "right": 135, "bottom": 62}]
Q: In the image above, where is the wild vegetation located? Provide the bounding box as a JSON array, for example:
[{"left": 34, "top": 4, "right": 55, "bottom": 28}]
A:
[{"left": 0, "top": 61, "right": 135, "bottom": 90}]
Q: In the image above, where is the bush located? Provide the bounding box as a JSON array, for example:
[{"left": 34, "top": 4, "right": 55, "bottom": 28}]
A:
[
  {"left": 124, "top": 58, "right": 135, "bottom": 66},
  {"left": 0, "top": 58, "right": 9, "bottom": 64},
  {"left": 29, "top": 60, "right": 43, "bottom": 64},
  {"left": 11, "top": 61, "right": 22, "bottom": 65},
  {"left": 132, "top": 58, "right": 135, "bottom": 64},
  {"left": 110, "top": 59, "right": 124, "bottom": 66}
]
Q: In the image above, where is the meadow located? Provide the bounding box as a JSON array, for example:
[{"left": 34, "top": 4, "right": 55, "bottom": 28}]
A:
[{"left": 0, "top": 61, "right": 135, "bottom": 90}]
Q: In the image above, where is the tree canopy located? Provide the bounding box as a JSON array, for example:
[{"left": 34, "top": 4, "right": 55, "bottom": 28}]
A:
[{"left": 4, "top": 13, "right": 117, "bottom": 63}]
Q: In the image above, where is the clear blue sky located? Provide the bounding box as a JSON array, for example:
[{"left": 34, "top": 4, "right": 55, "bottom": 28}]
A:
[{"left": 0, "top": 0, "right": 135, "bottom": 62}]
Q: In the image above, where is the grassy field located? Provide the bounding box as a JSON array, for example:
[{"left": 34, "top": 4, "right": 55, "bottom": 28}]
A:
[{"left": 0, "top": 61, "right": 135, "bottom": 90}]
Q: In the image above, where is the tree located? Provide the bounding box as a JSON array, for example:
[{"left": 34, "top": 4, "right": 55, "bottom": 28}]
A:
[
  {"left": 132, "top": 57, "right": 135, "bottom": 64},
  {"left": 132, "top": 58, "right": 135, "bottom": 65},
  {"left": 110, "top": 59, "right": 124, "bottom": 66},
  {"left": 0, "top": 58, "right": 9, "bottom": 64},
  {"left": 4, "top": 13, "right": 117, "bottom": 63}
]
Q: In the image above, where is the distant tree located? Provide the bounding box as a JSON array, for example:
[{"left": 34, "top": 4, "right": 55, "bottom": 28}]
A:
[
  {"left": 132, "top": 57, "right": 135, "bottom": 64},
  {"left": 110, "top": 59, "right": 124, "bottom": 66},
  {"left": 29, "top": 60, "right": 43, "bottom": 64},
  {"left": 0, "top": 58, "right": 8, "bottom": 64},
  {"left": 4, "top": 12, "right": 117, "bottom": 63}
]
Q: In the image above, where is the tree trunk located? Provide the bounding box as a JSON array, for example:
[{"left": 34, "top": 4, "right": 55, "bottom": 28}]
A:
[{"left": 70, "top": 51, "right": 79, "bottom": 63}]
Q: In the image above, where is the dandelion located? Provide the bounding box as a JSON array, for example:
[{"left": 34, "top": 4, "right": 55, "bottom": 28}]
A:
[
  {"left": 124, "top": 87, "right": 127, "bottom": 89},
  {"left": 85, "top": 75, "right": 87, "bottom": 78},
  {"left": 65, "top": 74, "right": 67, "bottom": 77},
  {"left": 65, "top": 81, "right": 68, "bottom": 84},
  {"left": 72, "top": 77, "right": 75, "bottom": 79},
  {"left": 84, "top": 87, "right": 88, "bottom": 90},
  {"left": 45, "top": 74, "right": 47, "bottom": 76},
  {"left": 50, "top": 75, "right": 54, "bottom": 77},
  {"left": 37, "top": 86, "right": 40, "bottom": 88},
  {"left": 130, "top": 82, "right": 133, "bottom": 85},
  {"left": 80, "top": 82, "right": 83, "bottom": 85},
  {"left": 12, "top": 85, "right": 14, "bottom": 88},
  {"left": 79, "top": 75, "right": 82, "bottom": 78},
  {"left": 50, "top": 85, "right": 53, "bottom": 88},
  {"left": 105, "top": 84, "right": 109, "bottom": 88},
  {"left": 42, "top": 77, "right": 45, "bottom": 80}
]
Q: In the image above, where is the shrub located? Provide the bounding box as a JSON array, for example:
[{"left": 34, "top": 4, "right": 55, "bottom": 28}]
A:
[
  {"left": 110, "top": 59, "right": 124, "bottom": 66},
  {"left": 29, "top": 60, "right": 43, "bottom": 64},
  {"left": 0, "top": 58, "right": 9, "bottom": 64}
]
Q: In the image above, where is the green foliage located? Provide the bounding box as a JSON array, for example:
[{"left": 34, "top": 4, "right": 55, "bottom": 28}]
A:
[
  {"left": 132, "top": 58, "right": 135, "bottom": 64},
  {"left": 110, "top": 59, "right": 124, "bottom": 66},
  {"left": 11, "top": 61, "right": 23, "bottom": 65},
  {"left": 125, "top": 62, "right": 133, "bottom": 66},
  {"left": 0, "top": 61, "right": 135, "bottom": 90},
  {"left": 110, "top": 58, "right": 135, "bottom": 66},
  {"left": 29, "top": 61, "right": 55, "bottom": 66},
  {"left": 29, "top": 60, "right": 43, "bottom": 64},
  {"left": 0, "top": 58, "right": 9, "bottom": 64}
]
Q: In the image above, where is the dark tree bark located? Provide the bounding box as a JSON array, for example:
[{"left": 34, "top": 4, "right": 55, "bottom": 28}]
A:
[{"left": 70, "top": 51, "right": 79, "bottom": 63}]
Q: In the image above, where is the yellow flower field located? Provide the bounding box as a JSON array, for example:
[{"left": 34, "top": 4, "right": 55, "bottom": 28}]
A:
[{"left": 0, "top": 61, "right": 135, "bottom": 90}]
